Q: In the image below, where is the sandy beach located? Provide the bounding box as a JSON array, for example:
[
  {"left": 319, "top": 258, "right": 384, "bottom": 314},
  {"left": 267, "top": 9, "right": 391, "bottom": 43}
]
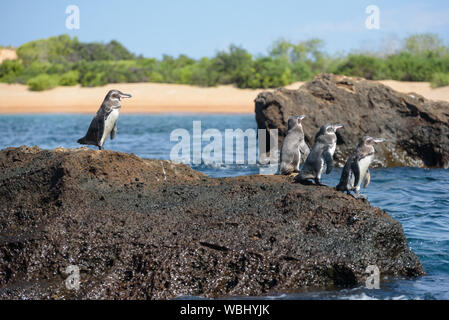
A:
[
  {"left": 0, "top": 80, "right": 448, "bottom": 114},
  {"left": 0, "top": 82, "right": 267, "bottom": 114}
]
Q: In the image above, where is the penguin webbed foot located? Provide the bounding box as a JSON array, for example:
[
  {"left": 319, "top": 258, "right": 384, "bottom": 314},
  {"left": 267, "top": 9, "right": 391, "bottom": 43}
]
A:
[
  {"left": 352, "top": 191, "right": 368, "bottom": 200},
  {"left": 314, "top": 179, "right": 327, "bottom": 186},
  {"left": 295, "top": 177, "right": 314, "bottom": 185}
]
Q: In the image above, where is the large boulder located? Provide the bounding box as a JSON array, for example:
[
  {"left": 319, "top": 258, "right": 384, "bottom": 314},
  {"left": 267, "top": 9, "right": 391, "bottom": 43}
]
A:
[
  {"left": 255, "top": 74, "right": 449, "bottom": 168},
  {"left": 0, "top": 147, "right": 424, "bottom": 299}
]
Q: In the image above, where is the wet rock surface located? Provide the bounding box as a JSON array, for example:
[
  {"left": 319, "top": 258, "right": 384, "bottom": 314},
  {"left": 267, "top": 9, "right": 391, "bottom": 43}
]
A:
[
  {"left": 255, "top": 73, "right": 449, "bottom": 168},
  {"left": 0, "top": 146, "right": 424, "bottom": 299}
]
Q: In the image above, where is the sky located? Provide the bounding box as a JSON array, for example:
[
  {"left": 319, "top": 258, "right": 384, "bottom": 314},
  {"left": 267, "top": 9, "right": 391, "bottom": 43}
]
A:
[{"left": 1, "top": 0, "right": 449, "bottom": 59}]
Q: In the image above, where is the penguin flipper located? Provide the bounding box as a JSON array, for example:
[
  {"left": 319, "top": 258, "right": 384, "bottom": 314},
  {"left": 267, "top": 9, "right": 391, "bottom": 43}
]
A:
[
  {"left": 363, "top": 169, "right": 370, "bottom": 188},
  {"left": 323, "top": 149, "right": 334, "bottom": 174},
  {"left": 352, "top": 160, "right": 361, "bottom": 188},
  {"left": 299, "top": 141, "right": 310, "bottom": 162},
  {"left": 110, "top": 123, "right": 117, "bottom": 140}
]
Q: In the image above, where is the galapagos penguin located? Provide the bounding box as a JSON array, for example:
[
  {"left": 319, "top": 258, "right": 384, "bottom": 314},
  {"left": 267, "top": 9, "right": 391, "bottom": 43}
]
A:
[
  {"left": 295, "top": 123, "right": 344, "bottom": 185},
  {"left": 279, "top": 115, "right": 310, "bottom": 175},
  {"left": 336, "top": 136, "right": 385, "bottom": 199},
  {"left": 77, "top": 90, "right": 132, "bottom": 150}
]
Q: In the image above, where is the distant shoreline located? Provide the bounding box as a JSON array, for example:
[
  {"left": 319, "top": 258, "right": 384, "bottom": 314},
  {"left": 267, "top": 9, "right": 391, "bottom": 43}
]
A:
[
  {"left": 0, "top": 80, "right": 448, "bottom": 114},
  {"left": 0, "top": 82, "right": 281, "bottom": 114}
]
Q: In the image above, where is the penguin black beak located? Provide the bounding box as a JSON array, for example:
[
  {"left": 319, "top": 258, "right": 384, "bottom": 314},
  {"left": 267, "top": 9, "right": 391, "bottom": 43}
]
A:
[
  {"left": 119, "top": 93, "right": 132, "bottom": 101},
  {"left": 373, "top": 138, "right": 385, "bottom": 144},
  {"left": 333, "top": 124, "right": 344, "bottom": 130}
]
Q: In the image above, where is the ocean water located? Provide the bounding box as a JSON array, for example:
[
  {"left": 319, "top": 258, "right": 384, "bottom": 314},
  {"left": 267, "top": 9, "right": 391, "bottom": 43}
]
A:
[{"left": 0, "top": 114, "right": 448, "bottom": 300}]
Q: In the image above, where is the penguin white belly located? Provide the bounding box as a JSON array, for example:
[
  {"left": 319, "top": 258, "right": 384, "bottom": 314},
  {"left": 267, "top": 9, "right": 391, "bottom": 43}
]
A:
[
  {"left": 317, "top": 159, "right": 324, "bottom": 179},
  {"left": 329, "top": 144, "right": 336, "bottom": 156},
  {"left": 100, "top": 109, "right": 120, "bottom": 146},
  {"left": 356, "top": 155, "right": 373, "bottom": 188},
  {"left": 295, "top": 144, "right": 301, "bottom": 169}
]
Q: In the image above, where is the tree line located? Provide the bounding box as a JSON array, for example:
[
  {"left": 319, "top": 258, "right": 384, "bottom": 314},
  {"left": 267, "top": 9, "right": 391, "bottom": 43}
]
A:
[{"left": 0, "top": 33, "right": 448, "bottom": 91}]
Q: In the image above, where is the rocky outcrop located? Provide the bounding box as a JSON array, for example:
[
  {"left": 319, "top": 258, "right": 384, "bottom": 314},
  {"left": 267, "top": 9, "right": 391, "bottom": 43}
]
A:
[
  {"left": 255, "top": 73, "right": 449, "bottom": 168},
  {"left": 0, "top": 147, "right": 424, "bottom": 299}
]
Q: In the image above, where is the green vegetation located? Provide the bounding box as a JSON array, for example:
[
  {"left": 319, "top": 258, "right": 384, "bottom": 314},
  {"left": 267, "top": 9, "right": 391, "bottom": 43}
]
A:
[
  {"left": 59, "top": 70, "right": 79, "bottom": 86},
  {"left": 1, "top": 33, "right": 448, "bottom": 91},
  {"left": 0, "top": 59, "right": 24, "bottom": 83},
  {"left": 431, "top": 72, "right": 449, "bottom": 88},
  {"left": 27, "top": 74, "right": 60, "bottom": 91}
]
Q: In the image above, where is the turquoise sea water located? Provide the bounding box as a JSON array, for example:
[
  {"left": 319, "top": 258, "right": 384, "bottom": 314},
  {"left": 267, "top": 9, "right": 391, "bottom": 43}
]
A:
[{"left": 0, "top": 114, "right": 448, "bottom": 300}]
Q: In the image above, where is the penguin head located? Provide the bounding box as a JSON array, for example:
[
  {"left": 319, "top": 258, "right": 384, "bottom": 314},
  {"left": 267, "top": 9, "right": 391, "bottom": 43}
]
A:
[
  {"left": 105, "top": 90, "right": 132, "bottom": 105},
  {"left": 363, "top": 136, "right": 385, "bottom": 146},
  {"left": 287, "top": 115, "right": 306, "bottom": 130},
  {"left": 320, "top": 123, "right": 344, "bottom": 135}
]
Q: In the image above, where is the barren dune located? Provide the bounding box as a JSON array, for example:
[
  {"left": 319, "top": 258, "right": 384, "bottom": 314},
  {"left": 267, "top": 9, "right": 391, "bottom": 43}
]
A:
[
  {"left": 0, "top": 48, "right": 17, "bottom": 64},
  {"left": 0, "top": 79, "right": 448, "bottom": 114}
]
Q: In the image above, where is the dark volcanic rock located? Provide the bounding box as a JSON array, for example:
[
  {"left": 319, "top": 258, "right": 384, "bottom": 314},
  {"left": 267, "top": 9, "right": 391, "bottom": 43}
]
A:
[
  {"left": 0, "top": 146, "right": 424, "bottom": 299},
  {"left": 255, "top": 73, "right": 449, "bottom": 168}
]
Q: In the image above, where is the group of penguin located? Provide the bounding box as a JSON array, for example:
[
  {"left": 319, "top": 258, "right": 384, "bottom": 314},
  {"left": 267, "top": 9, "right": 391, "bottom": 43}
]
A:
[
  {"left": 279, "top": 115, "right": 385, "bottom": 199},
  {"left": 77, "top": 90, "right": 384, "bottom": 200}
]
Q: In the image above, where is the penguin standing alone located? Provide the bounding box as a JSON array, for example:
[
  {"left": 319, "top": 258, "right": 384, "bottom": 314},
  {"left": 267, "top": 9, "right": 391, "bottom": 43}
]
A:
[
  {"left": 279, "top": 115, "right": 310, "bottom": 175},
  {"left": 295, "top": 123, "right": 344, "bottom": 185},
  {"left": 336, "top": 136, "right": 385, "bottom": 199},
  {"left": 77, "top": 90, "right": 132, "bottom": 150}
]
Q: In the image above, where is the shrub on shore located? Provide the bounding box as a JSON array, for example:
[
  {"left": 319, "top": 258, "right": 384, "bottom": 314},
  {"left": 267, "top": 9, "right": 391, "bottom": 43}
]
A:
[
  {"left": 59, "top": 70, "right": 79, "bottom": 86},
  {"left": 0, "top": 59, "right": 24, "bottom": 83},
  {"left": 332, "top": 54, "right": 387, "bottom": 80},
  {"left": 431, "top": 72, "right": 449, "bottom": 88},
  {"left": 26, "top": 74, "right": 60, "bottom": 91}
]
